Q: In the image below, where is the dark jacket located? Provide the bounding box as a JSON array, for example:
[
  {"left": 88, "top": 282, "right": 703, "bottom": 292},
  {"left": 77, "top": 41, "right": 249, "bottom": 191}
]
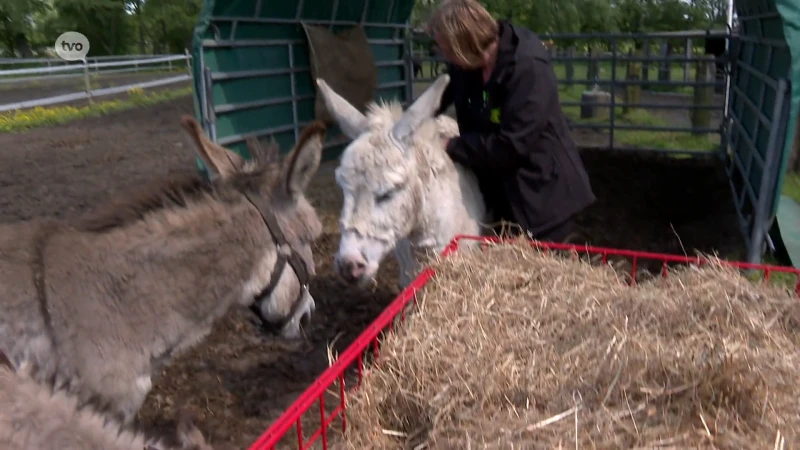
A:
[{"left": 437, "top": 20, "right": 595, "bottom": 236}]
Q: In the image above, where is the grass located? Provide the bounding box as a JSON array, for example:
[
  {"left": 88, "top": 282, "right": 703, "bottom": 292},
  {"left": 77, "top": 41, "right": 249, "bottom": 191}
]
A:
[{"left": 0, "top": 85, "right": 193, "bottom": 133}]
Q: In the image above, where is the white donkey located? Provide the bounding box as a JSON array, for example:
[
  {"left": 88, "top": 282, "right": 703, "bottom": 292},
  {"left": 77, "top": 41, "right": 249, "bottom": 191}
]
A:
[{"left": 315, "top": 75, "right": 490, "bottom": 289}]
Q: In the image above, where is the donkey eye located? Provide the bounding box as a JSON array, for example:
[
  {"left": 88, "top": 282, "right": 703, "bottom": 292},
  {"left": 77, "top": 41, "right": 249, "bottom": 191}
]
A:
[{"left": 376, "top": 191, "right": 394, "bottom": 203}]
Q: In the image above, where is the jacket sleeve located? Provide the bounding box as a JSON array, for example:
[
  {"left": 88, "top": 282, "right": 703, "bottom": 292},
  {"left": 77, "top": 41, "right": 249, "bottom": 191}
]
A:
[{"left": 446, "top": 56, "right": 554, "bottom": 174}]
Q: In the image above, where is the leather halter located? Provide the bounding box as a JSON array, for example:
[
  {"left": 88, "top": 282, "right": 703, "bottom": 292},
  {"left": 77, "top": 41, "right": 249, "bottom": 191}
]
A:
[
  {"left": 33, "top": 224, "right": 58, "bottom": 353},
  {"left": 242, "top": 191, "right": 312, "bottom": 334}
]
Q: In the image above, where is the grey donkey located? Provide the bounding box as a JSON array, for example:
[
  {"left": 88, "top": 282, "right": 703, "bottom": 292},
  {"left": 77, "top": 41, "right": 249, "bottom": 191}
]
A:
[
  {"left": 0, "top": 115, "right": 327, "bottom": 425},
  {"left": 0, "top": 354, "right": 229, "bottom": 450}
]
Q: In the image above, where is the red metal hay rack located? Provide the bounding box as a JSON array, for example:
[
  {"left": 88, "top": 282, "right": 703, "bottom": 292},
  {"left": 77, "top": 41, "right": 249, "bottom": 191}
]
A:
[{"left": 247, "top": 235, "right": 800, "bottom": 450}]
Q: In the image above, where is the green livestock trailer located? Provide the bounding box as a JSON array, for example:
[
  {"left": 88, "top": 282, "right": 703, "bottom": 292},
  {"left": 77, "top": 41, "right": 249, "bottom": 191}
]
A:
[
  {"left": 189, "top": 0, "right": 414, "bottom": 164},
  {"left": 188, "top": 0, "right": 800, "bottom": 267}
]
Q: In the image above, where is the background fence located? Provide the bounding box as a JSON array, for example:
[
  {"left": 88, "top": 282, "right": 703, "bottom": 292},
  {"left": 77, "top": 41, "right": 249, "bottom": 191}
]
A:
[
  {"left": 410, "top": 29, "right": 730, "bottom": 158},
  {"left": 0, "top": 52, "right": 193, "bottom": 112}
]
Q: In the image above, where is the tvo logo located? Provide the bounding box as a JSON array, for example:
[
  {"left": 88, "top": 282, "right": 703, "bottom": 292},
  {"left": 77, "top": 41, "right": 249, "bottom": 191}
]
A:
[{"left": 55, "top": 32, "right": 90, "bottom": 62}]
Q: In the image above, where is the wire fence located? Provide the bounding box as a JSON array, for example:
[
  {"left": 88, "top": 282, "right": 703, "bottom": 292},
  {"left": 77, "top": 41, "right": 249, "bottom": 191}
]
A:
[{"left": 0, "top": 51, "right": 193, "bottom": 112}]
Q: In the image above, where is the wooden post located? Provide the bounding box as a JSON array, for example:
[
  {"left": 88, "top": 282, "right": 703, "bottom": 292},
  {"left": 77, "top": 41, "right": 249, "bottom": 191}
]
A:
[
  {"left": 684, "top": 38, "right": 692, "bottom": 83},
  {"left": 565, "top": 46, "right": 575, "bottom": 89},
  {"left": 83, "top": 60, "right": 93, "bottom": 105},
  {"left": 690, "top": 55, "right": 715, "bottom": 135},
  {"left": 642, "top": 38, "right": 651, "bottom": 90},
  {"left": 586, "top": 46, "right": 599, "bottom": 90},
  {"left": 623, "top": 49, "right": 642, "bottom": 114},
  {"left": 184, "top": 48, "right": 192, "bottom": 77},
  {"left": 657, "top": 40, "right": 671, "bottom": 83}
]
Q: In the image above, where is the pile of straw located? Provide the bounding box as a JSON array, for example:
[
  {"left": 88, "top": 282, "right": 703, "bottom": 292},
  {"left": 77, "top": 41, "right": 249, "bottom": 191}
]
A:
[{"left": 334, "top": 240, "right": 800, "bottom": 449}]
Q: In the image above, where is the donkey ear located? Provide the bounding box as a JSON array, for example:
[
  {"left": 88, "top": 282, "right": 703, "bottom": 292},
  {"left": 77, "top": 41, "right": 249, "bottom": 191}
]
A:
[
  {"left": 391, "top": 74, "right": 450, "bottom": 146},
  {"left": 281, "top": 121, "right": 326, "bottom": 200},
  {"left": 315, "top": 78, "right": 369, "bottom": 140},
  {"left": 180, "top": 115, "right": 245, "bottom": 179}
]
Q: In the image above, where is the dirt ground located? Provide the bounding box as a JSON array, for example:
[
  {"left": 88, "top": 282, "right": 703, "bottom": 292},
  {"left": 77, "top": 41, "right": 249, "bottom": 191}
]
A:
[{"left": 0, "top": 95, "right": 744, "bottom": 448}]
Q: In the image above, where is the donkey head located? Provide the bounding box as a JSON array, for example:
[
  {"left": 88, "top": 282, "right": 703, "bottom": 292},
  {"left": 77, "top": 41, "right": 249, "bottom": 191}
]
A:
[
  {"left": 180, "top": 117, "right": 325, "bottom": 338},
  {"left": 315, "top": 75, "right": 451, "bottom": 286}
]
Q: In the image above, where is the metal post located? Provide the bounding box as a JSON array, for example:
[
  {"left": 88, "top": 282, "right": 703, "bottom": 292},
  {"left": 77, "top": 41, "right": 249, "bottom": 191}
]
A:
[
  {"left": 386, "top": 0, "right": 395, "bottom": 21},
  {"left": 404, "top": 26, "right": 414, "bottom": 105},
  {"left": 83, "top": 60, "right": 93, "bottom": 105},
  {"left": 289, "top": 43, "right": 300, "bottom": 142},
  {"left": 198, "top": 50, "right": 208, "bottom": 130},
  {"left": 609, "top": 38, "right": 617, "bottom": 150},
  {"left": 722, "top": 0, "right": 735, "bottom": 134},
  {"left": 330, "top": 0, "right": 339, "bottom": 30},
  {"left": 203, "top": 66, "right": 217, "bottom": 142},
  {"left": 184, "top": 48, "right": 192, "bottom": 77},
  {"left": 747, "top": 78, "right": 788, "bottom": 264},
  {"left": 753, "top": 46, "right": 774, "bottom": 145}
]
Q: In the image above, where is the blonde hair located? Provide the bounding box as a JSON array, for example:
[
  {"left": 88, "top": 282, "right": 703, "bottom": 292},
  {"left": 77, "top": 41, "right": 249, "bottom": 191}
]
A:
[{"left": 425, "top": 0, "right": 499, "bottom": 69}]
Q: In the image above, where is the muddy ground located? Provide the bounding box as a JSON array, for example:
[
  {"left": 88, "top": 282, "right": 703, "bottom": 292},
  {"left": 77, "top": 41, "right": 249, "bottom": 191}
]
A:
[{"left": 0, "top": 94, "right": 743, "bottom": 448}]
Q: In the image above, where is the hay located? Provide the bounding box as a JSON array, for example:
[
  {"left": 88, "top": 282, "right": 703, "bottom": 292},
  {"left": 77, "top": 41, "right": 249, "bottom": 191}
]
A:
[{"left": 333, "top": 239, "right": 800, "bottom": 449}]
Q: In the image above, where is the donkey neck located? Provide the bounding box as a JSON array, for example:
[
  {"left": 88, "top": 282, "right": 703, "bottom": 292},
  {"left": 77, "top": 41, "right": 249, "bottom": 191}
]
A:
[
  {"left": 406, "top": 121, "right": 486, "bottom": 250},
  {"left": 48, "top": 197, "right": 279, "bottom": 366},
  {"left": 101, "top": 195, "right": 273, "bottom": 310}
]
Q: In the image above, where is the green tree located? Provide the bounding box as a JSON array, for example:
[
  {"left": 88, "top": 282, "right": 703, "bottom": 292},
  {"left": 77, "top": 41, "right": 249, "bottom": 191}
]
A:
[
  {"left": 141, "top": 0, "right": 201, "bottom": 54},
  {"left": 50, "top": 0, "right": 132, "bottom": 56},
  {"left": 0, "top": 0, "right": 49, "bottom": 56}
]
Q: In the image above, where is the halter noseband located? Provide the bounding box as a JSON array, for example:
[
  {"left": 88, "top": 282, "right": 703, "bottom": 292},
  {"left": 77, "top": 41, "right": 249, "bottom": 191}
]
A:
[{"left": 242, "top": 191, "right": 312, "bottom": 335}]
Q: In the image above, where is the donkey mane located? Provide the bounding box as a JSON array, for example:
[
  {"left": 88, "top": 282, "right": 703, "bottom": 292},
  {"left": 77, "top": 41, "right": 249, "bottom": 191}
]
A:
[
  {"left": 73, "top": 169, "right": 217, "bottom": 233},
  {"left": 365, "top": 99, "right": 407, "bottom": 129},
  {"left": 72, "top": 141, "right": 284, "bottom": 234},
  {"left": 72, "top": 119, "right": 327, "bottom": 236}
]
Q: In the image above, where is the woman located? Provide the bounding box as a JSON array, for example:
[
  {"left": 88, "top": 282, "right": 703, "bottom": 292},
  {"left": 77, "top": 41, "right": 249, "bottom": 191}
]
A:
[{"left": 426, "top": 0, "right": 595, "bottom": 243}]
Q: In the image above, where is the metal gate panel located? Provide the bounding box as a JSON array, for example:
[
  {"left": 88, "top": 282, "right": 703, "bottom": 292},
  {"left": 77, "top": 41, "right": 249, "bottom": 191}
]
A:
[
  {"left": 190, "top": 0, "right": 415, "bottom": 174},
  {"left": 725, "top": 0, "right": 795, "bottom": 264}
]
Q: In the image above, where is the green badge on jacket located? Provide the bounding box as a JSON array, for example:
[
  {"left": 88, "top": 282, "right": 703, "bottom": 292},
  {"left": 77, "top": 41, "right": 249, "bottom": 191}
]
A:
[
  {"left": 490, "top": 108, "right": 501, "bottom": 124},
  {"left": 483, "top": 90, "right": 500, "bottom": 124}
]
